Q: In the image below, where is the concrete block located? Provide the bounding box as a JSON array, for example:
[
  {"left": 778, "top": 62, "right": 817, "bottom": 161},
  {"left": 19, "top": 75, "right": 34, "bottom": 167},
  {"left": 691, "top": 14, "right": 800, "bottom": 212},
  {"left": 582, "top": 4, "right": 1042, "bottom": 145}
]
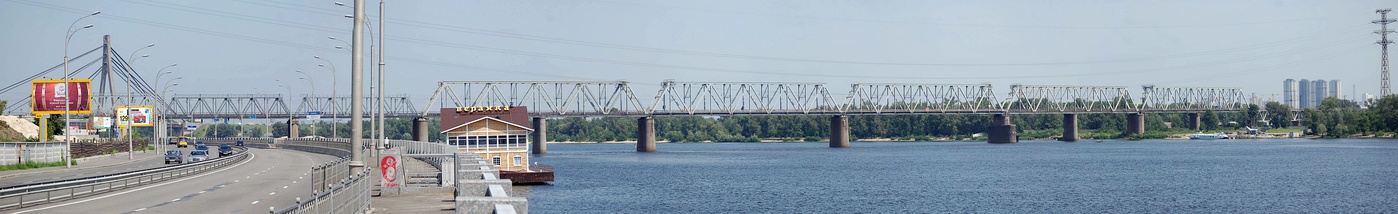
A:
[
  {"left": 456, "top": 179, "right": 512, "bottom": 197},
  {"left": 456, "top": 196, "right": 528, "bottom": 214}
]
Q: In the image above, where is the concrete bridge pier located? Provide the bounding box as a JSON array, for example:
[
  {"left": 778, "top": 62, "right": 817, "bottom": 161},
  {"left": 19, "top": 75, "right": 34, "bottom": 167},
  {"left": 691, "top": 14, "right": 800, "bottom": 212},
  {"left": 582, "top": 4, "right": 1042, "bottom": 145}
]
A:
[
  {"left": 288, "top": 119, "right": 299, "bottom": 138},
  {"left": 1126, "top": 113, "right": 1145, "bottom": 135},
  {"left": 413, "top": 117, "right": 429, "bottom": 142},
  {"left": 532, "top": 117, "right": 546, "bottom": 155},
  {"left": 987, "top": 114, "right": 1017, "bottom": 144},
  {"left": 1187, "top": 113, "right": 1201, "bottom": 130},
  {"left": 1060, "top": 114, "right": 1078, "bottom": 142},
  {"left": 829, "top": 115, "right": 850, "bottom": 148},
  {"left": 637, "top": 116, "right": 656, "bottom": 152},
  {"left": 1291, "top": 120, "right": 1301, "bottom": 127}
]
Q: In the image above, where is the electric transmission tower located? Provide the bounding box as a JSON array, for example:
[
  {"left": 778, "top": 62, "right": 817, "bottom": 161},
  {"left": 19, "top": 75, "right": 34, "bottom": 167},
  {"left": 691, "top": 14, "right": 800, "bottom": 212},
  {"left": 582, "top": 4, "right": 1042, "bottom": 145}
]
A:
[{"left": 1377, "top": 8, "right": 1395, "bottom": 97}]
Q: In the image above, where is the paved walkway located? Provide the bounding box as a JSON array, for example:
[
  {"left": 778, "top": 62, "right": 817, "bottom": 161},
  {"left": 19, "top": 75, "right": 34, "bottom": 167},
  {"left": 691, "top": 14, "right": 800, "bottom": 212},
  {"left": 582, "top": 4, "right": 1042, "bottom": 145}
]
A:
[
  {"left": 369, "top": 157, "right": 455, "bottom": 213},
  {"left": 0, "top": 148, "right": 162, "bottom": 180}
]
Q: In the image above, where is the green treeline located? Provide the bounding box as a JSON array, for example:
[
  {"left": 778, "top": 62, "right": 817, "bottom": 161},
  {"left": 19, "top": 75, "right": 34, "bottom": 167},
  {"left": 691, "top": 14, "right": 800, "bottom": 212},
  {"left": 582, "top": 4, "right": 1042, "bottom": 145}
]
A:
[{"left": 1294, "top": 96, "right": 1398, "bottom": 138}]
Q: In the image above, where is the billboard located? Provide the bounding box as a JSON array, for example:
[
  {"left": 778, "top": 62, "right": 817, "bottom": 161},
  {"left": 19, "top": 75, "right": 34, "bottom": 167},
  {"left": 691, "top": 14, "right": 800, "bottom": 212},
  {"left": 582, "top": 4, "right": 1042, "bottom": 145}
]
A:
[
  {"left": 31, "top": 79, "right": 92, "bottom": 115},
  {"left": 116, "top": 105, "right": 154, "bottom": 127},
  {"left": 90, "top": 116, "right": 113, "bottom": 129}
]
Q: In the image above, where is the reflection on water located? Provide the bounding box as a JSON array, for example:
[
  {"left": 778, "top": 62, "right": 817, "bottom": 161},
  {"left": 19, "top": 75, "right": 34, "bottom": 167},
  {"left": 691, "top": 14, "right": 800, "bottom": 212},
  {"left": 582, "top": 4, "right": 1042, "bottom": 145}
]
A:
[{"left": 521, "top": 139, "right": 1398, "bottom": 213}]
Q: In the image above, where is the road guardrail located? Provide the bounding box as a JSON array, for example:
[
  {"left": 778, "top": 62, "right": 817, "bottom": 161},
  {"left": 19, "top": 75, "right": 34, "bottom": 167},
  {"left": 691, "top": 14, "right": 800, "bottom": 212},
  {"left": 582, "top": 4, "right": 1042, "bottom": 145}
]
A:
[{"left": 0, "top": 147, "right": 251, "bottom": 210}]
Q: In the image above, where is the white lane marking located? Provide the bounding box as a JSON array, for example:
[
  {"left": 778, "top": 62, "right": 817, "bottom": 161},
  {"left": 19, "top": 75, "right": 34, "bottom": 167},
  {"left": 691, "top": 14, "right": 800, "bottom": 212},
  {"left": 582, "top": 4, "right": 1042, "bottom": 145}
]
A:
[
  {"left": 245, "top": 176, "right": 251, "bottom": 178},
  {"left": 282, "top": 186, "right": 288, "bottom": 189},
  {"left": 235, "top": 180, "right": 240, "bottom": 183},
  {"left": 269, "top": 192, "right": 276, "bottom": 195},
  {"left": 251, "top": 200, "right": 260, "bottom": 205},
  {"left": 292, "top": 181, "right": 297, "bottom": 184},
  {"left": 298, "top": 177, "right": 303, "bottom": 179},
  {"left": 171, "top": 198, "right": 180, "bottom": 202},
  {"left": 133, "top": 208, "right": 146, "bottom": 212},
  {"left": 14, "top": 152, "right": 258, "bottom": 214},
  {"left": 198, "top": 191, "right": 206, "bottom": 194}
]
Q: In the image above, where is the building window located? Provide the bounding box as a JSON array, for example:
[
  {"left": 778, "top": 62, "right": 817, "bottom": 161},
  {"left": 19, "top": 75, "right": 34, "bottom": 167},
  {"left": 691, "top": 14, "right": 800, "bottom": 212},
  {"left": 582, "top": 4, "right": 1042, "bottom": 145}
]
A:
[
  {"left": 513, "top": 156, "right": 523, "bottom": 166},
  {"left": 492, "top": 156, "right": 501, "bottom": 166}
]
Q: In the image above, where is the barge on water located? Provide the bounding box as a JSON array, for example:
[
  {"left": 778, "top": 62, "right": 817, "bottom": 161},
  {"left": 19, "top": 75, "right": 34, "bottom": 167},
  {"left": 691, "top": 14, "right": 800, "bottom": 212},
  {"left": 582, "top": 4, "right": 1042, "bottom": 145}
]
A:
[{"left": 440, "top": 106, "right": 553, "bottom": 184}]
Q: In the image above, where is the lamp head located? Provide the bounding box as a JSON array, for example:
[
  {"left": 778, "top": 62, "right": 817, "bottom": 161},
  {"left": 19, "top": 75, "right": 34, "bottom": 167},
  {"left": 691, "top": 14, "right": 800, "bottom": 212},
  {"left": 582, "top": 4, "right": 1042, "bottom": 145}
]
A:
[
  {"left": 91, "top": 11, "right": 101, "bottom": 15},
  {"left": 82, "top": 24, "right": 93, "bottom": 28}
]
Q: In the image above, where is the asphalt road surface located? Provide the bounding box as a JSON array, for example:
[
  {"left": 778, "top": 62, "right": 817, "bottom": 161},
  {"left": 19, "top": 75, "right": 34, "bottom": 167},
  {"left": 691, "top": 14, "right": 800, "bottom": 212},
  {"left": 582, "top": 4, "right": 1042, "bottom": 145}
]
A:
[
  {"left": 0, "top": 144, "right": 207, "bottom": 187},
  {"left": 14, "top": 148, "right": 341, "bottom": 214}
]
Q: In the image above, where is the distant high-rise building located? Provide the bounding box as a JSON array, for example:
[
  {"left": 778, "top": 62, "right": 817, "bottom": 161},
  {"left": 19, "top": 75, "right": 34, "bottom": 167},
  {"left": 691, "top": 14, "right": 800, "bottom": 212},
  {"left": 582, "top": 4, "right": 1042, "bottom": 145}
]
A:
[
  {"left": 1328, "top": 80, "right": 1341, "bottom": 99},
  {"left": 1283, "top": 79, "right": 1298, "bottom": 108},
  {"left": 1313, "top": 79, "right": 1326, "bottom": 107},
  {"left": 1364, "top": 93, "right": 1375, "bottom": 107},
  {"left": 1299, "top": 79, "right": 1311, "bottom": 108}
]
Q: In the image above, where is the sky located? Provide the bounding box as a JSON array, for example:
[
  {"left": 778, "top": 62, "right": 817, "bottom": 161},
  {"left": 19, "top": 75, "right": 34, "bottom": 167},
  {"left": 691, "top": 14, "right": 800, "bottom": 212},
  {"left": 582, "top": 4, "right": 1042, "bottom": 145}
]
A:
[{"left": 1, "top": 0, "right": 1395, "bottom": 114}]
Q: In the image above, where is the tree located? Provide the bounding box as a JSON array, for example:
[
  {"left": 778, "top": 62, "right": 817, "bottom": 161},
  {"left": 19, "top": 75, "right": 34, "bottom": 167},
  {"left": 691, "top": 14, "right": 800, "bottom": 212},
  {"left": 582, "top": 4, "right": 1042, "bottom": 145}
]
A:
[
  {"left": 1264, "top": 102, "right": 1292, "bottom": 128},
  {"left": 1370, "top": 95, "right": 1398, "bottom": 132},
  {"left": 1200, "top": 110, "right": 1220, "bottom": 131},
  {"left": 1243, "top": 104, "right": 1260, "bottom": 127}
]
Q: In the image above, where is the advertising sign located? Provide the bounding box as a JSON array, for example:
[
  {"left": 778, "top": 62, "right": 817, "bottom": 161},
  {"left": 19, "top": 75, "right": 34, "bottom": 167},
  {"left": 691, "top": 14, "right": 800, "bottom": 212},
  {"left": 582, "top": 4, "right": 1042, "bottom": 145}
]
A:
[
  {"left": 91, "top": 117, "right": 112, "bottom": 129},
  {"left": 116, "top": 105, "right": 155, "bottom": 127},
  {"left": 31, "top": 79, "right": 92, "bottom": 115}
]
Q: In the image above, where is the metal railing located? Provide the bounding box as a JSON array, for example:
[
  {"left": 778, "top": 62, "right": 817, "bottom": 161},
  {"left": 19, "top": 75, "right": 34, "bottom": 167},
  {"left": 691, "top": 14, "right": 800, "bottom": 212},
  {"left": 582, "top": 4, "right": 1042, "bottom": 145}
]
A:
[
  {"left": 389, "top": 139, "right": 456, "bottom": 187},
  {"left": 309, "top": 156, "right": 350, "bottom": 193},
  {"left": 272, "top": 138, "right": 371, "bottom": 214},
  {"left": 273, "top": 170, "right": 372, "bottom": 214},
  {"left": 0, "top": 147, "right": 250, "bottom": 210}
]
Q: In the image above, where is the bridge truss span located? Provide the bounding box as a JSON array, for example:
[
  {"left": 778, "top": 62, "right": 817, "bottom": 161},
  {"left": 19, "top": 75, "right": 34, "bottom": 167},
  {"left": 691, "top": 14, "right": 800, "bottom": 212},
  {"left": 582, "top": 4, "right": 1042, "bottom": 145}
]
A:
[
  {"left": 422, "top": 81, "right": 649, "bottom": 117},
  {"left": 1140, "top": 86, "right": 1246, "bottom": 112},
  {"left": 296, "top": 95, "right": 417, "bottom": 118},
  {"left": 1005, "top": 85, "right": 1137, "bottom": 113},
  {"left": 651, "top": 81, "right": 840, "bottom": 115},
  {"left": 843, "top": 83, "right": 1000, "bottom": 114},
  {"left": 165, "top": 94, "right": 290, "bottom": 119}
]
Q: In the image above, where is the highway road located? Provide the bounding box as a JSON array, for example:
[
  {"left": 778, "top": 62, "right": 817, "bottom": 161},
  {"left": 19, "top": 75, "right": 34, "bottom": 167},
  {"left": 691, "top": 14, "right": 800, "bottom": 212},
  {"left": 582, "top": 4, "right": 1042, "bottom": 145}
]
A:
[
  {"left": 13, "top": 148, "right": 341, "bottom": 214},
  {"left": 0, "top": 144, "right": 198, "bottom": 187}
]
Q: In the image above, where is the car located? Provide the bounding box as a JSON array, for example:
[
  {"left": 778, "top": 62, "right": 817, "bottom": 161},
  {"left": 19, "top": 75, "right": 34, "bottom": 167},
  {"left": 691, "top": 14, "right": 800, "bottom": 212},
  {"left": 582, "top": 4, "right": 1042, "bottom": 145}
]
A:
[
  {"left": 196, "top": 145, "right": 209, "bottom": 151},
  {"left": 195, "top": 141, "right": 206, "bottom": 147},
  {"left": 189, "top": 150, "right": 210, "bottom": 162},
  {"left": 177, "top": 140, "right": 188, "bottom": 148},
  {"left": 235, "top": 140, "right": 244, "bottom": 147},
  {"left": 218, "top": 144, "right": 234, "bottom": 157},
  {"left": 164, "top": 150, "right": 183, "bottom": 164}
]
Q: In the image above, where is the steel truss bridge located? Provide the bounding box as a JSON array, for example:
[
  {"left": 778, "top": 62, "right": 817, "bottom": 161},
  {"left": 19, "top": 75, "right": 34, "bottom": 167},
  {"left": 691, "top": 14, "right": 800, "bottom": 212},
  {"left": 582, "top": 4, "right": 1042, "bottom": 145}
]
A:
[{"left": 425, "top": 81, "right": 1247, "bottom": 117}]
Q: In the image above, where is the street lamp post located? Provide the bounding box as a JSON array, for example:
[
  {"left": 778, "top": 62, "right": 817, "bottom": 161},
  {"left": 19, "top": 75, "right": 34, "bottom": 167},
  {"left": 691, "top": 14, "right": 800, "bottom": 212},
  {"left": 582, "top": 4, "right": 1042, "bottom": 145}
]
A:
[
  {"left": 63, "top": 11, "right": 99, "bottom": 168},
  {"left": 332, "top": 34, "right": 378, "bottom": 144},
  {"left": 295, "top": 70, "right": 316, "bottom": 137},
  {"left": 125, "top": 43, "right": 152, "bottom": 157},
  {"left": 276, "top": 80, "right": 294, "bottom": 138},
  {"left": 314, "top": 56, "right": 338, "bottom": 139}
]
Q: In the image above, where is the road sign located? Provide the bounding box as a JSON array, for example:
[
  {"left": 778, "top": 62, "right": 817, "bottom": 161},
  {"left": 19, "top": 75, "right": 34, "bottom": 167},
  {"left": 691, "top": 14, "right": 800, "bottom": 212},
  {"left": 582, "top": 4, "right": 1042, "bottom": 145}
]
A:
[
  {"left": 307, "top": 111, "right": 322, "bottom": 120},
  {"left": 249, "top": 115, "right": 257, "bottom": 119},
  {"left": 186, "top": 125, "right": 198, "bottom": 131}
]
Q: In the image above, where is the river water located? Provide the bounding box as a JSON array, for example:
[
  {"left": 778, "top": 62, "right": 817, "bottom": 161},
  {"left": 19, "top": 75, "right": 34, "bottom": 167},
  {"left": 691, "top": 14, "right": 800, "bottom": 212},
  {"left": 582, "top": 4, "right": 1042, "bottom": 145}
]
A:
[{"left": 521, "top": 139, "right": 1398, "bottom": 213}]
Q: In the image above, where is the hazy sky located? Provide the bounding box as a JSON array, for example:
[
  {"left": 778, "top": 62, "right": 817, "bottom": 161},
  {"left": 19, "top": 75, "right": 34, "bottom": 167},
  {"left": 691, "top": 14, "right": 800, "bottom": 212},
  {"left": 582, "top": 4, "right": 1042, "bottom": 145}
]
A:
[{"left": 2, "top": 0, "right": 1394, "bottom": 112}]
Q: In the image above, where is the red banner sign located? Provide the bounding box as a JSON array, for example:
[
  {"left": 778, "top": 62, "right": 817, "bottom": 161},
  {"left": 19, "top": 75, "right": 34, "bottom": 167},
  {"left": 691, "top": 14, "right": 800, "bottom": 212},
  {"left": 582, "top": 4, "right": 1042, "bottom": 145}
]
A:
[
  {"left": 381, "top": 155, "right": 400, "bottom": 188},
  {"left": 31, "top": 79, "right": 92, "bottom": 115}
]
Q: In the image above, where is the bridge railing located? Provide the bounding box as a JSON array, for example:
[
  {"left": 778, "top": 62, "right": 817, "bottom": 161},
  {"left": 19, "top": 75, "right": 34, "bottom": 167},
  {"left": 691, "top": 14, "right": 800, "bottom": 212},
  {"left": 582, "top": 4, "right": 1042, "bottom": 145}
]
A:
[
  {"left": 0, "top": 147, "right": 250, "bottom": 211},
  {"left": 274, "top": 171, "right": 373, "bottom": 214},
  {"left": 389, "top": 139, "right": 456, "bottom": 188}
]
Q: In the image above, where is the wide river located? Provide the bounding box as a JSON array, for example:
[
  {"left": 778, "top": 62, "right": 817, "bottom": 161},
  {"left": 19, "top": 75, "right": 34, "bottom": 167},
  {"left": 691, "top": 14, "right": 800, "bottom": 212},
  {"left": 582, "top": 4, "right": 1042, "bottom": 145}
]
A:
[{"left": 521, "top": 139, "right": 1397, "bottom": 213}]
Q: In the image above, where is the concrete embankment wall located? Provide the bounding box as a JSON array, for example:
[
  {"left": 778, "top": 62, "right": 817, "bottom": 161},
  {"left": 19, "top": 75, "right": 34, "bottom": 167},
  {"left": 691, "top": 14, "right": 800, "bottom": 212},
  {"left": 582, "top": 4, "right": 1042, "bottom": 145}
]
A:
[{"left": 456, "top": 153, "right": 528, "bottom": 214}]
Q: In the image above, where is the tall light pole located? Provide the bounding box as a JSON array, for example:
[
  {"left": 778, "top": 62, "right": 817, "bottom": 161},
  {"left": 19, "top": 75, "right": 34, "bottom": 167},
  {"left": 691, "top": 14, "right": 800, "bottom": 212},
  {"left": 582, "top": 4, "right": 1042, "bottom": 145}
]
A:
[
  {"left": 332, "top": 32, "right": 378, "bottom": 143},
  {"left": 64, "top": 11, "right": 99, "bottom": 168},
  {"left": 376, "top": 0, "right": 386, "bottom": 155},
  {"left": 152, "top": 65, "right": 175, "bottom": 150},
  {"left": 276, "top": 81, "right": 295, "bottom": 138},
  {"left": 296, "top": 70, "right": 316, "bottom": 137},
  {"left": 158, "top": 77, "right": 180, "bottom": 152},
  {"left": 314, "top": 56, "right": 338, "bottom": 138},
  {"left": 348, "top": 0, "right": 366, "bottom": 173},
  {"left": 125, "top": 43, "right": 152, "bottom": 157}
]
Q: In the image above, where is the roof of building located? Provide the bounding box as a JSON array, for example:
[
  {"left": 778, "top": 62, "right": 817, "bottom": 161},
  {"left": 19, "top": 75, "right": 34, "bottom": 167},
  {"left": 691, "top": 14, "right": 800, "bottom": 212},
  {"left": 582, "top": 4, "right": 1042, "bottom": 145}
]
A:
[{"left": 439, "top": 116, "right": 535, "bottom": 134}]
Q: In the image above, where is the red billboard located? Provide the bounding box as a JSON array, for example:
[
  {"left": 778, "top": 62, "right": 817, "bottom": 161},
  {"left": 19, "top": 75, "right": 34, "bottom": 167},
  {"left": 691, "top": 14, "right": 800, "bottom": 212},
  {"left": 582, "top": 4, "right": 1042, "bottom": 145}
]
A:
[{"left": 31, "top": 79, "right": 92, "bottom": 115}]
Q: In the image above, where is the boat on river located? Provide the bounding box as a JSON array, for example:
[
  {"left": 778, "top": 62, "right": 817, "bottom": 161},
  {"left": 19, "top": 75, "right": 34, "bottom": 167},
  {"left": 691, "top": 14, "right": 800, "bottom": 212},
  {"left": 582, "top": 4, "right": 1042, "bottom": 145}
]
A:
[{"left": 1188, "top": 132, "right": 1229, "bottom": 140}]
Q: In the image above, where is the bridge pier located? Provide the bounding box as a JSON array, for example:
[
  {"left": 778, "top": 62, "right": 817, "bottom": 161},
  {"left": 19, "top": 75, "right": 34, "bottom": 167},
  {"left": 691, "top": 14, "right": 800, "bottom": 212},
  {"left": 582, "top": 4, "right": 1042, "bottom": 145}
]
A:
[
  {"left": 1187, "top": 113, "right": 1201, "bottom": 130},
  {"left": 413, "top": 117, "right": 429, "bottom": 142},
  {"left": 532, "top": 117, "right": 546, "bottom": 155},
  {"left": 987, "top": 114, "right": 1017, "bottom": 144},
  {"left": 829, "top": 115, "right": 850, "bottom": 148},
  {"left": 288, "top": 119, "right": 300, "bottom": 138},
  {"left": 1060, "top": 114, "right": 1078, "bottom": 142},
  {"left": 1291, "top": 120, "right": 1301, "bottom": 127},
  {"left": 637, "top": 116, "right": 656, "bottom": 152},
  {"left": 1126, "top": 113, "right": 1145, "bottom": 135}
]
